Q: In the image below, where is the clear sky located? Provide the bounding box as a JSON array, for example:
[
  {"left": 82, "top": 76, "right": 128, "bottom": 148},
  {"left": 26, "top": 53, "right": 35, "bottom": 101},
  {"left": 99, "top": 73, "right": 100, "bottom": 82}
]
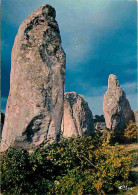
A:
[{"left": 1, "top": 0, "right": 137, "bottom": 115}]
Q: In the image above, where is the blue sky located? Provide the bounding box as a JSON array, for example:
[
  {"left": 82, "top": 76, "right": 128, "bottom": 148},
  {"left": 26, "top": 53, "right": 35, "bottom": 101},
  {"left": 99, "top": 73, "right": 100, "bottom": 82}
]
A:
[{"left": 1, "top": 0, "right": 137, "bottom": 115}]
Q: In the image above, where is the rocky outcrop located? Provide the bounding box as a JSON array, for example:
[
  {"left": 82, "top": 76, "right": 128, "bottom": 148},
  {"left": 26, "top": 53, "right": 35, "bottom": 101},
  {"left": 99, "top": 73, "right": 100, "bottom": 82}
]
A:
[
  {"left": 103, "top": 74, "right": 134, "bottom": 131},
  {"left": 134, "top": 110, "right": 138, "bottom": 126},
  {"left": 1, "top": 5, "right": 65, "bottom": 151},
  {"left": 61, "top": 92, "right": 94, "bottom": 138}
]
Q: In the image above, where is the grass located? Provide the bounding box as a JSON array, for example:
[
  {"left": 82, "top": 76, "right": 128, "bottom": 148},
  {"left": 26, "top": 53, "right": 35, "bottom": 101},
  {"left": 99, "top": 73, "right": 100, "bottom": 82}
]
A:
[{"left": 122, "top": 143, "right": 138, "bottom": 195}]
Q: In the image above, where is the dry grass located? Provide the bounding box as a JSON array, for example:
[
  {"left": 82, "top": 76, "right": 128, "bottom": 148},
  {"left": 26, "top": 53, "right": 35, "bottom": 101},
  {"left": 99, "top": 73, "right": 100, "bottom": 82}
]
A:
[
  {"left": 118, "top": 143, "right": 138, "bottom": 195},
  {"left": 125, "top": 143, "right": 138, "bottom": 151},
  {"left": 122, "top": 186, "right": 138, "bottom": 195}
]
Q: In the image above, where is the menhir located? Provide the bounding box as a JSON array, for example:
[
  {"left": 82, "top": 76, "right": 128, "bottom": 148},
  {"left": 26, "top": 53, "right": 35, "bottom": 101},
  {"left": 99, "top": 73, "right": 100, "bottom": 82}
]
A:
[
  {"left": 1, "top": 5, "right": 65, "bottom": 151},
  {"left": 61, "top": 92, "right": 94, "bottom": 138},
  {"left": 103, "top": 74, "right": 134, "bottom": 132}
]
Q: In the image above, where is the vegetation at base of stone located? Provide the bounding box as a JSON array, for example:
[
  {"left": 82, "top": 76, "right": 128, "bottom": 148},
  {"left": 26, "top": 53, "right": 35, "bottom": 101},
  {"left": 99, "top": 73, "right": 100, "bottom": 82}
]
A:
[
  {"left": 1, "top": 136, "right": 136, "bottom": 195},
  {"left": 124, "top": 121, "right": 137, "bottom": 143},
  {"left": 97, "top": 121, "right": 137, "bottom": 145}
]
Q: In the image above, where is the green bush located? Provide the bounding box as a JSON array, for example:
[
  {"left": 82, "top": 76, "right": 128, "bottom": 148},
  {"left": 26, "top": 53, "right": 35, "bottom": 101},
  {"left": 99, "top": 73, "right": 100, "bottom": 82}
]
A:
[
  {"left": 124, "top": 121, "right": 137, "bottom": 143},
  {"left": 50, "top": 144, "right": 133, "bottom": 194},
  {"left": 1, "top": 136, "right": 134, "bottom": 194},
  {"left": 99, "top": 120, "right": 137, "bottom": 144}
]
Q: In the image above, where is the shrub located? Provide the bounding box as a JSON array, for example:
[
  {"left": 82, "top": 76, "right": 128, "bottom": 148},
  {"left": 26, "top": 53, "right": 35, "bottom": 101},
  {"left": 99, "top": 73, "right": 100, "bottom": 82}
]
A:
[
  {"left": 124, "top": 121, "right": 137, "bottom": 143},
  {"left": 99, "top": 120, "right": 138, "bottom": 144},
  {"left": 50, "top": 144, "right": 133, "bottom": 194},
  {"left": 1, "top": 136, "right": 134, "bottom": 194},
  {"left": 1, "top": 148, "right": 53, "bottom": 194}
]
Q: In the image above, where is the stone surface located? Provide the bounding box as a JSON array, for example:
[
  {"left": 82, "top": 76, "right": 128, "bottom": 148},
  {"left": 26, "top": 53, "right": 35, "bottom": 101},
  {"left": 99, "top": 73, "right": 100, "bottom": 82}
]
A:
[
  {"left": 1, "top": 5, "right": 65, "bottom": 151},
  {"left": 103, "top": 74, "right": 134, "bottom": 131},
  {"left": 134, "top": 110, "right": 138, "bottom": 126},
  {"left": 61, "top": 92, "right": 94, "bottom": 138}
]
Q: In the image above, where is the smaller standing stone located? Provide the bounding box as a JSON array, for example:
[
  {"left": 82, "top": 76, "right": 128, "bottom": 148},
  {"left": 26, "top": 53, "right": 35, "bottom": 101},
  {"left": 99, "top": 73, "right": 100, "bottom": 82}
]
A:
[
  {"left": 103, "top": 74, "right": 134, "bottom": 131},
  {"left": 61, "top": 92, "right": 94, "bottom": 138},
  {"left": 134, "top": 110, "right": 138, "bottom": 126}
]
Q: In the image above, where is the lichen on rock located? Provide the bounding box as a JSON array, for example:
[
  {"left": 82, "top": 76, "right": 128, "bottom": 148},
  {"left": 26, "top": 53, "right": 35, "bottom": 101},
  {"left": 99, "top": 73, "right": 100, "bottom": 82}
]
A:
[
  {"left": 1, "top": 4, "right": 66, "bottom": 151},
  {"left": 103, "top": 74, "right": 134, "bottom": 131},
  {"left": 61, "top": 92, "right": 94, "bottom": 138}
]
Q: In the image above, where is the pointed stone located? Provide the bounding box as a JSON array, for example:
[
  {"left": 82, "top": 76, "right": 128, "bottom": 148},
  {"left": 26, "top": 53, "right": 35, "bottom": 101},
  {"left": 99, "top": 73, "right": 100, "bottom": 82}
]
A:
[
  {"left": 103, "top": 74, "right": 134, "bottom": 131},
  {"left": 1, "top": 5, "right": 65, "bottom": 151}
]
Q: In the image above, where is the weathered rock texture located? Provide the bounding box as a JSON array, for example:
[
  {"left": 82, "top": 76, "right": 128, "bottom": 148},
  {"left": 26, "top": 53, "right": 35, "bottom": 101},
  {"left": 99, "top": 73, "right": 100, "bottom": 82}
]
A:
[
  {"left": 103, "top": 74, "right": 134, "bottom": 131},
  {"left": 134, "top": 110, "right": 138, "bottom": 126},
  {"left": 61, "top": 92, "right": 94, "bottom": 138},
  {"left": 1, "top": 5, "right": 65, "bottom": 151}
]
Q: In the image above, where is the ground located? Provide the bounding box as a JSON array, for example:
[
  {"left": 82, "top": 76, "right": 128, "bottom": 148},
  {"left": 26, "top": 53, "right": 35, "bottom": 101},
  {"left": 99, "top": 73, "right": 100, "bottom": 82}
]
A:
[{"left": 121, "top": 143, "right": 138, "bottom": 195}]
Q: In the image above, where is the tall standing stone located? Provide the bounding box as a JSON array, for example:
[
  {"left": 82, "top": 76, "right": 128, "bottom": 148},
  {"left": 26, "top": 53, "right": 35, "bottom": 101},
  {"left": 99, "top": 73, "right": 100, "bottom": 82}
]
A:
[
  {"left": 61, "top": 92, "right": 94, "bottom": 138},
  {"left": 103, "top": 74, "right": 134, "bottom": 131},
  {"left": 1, "top": 5, "right": 66, "bottom": 151}
]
